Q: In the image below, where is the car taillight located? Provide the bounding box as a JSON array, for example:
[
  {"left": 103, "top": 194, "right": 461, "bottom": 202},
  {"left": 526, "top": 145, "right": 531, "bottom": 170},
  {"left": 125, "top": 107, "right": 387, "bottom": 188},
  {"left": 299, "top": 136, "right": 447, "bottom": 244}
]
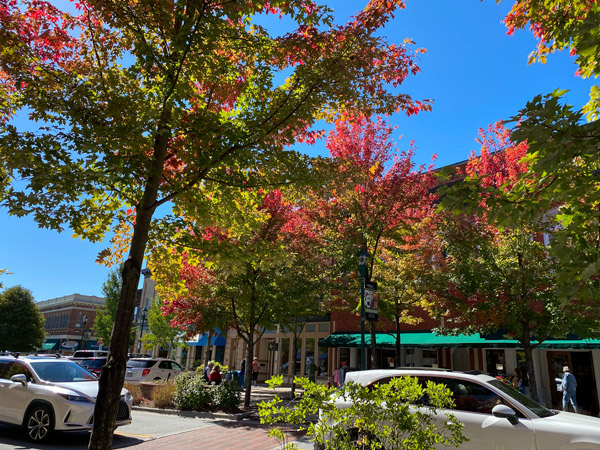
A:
[{"left": 142, "top": 368, "right": 151, "bottom": 377}]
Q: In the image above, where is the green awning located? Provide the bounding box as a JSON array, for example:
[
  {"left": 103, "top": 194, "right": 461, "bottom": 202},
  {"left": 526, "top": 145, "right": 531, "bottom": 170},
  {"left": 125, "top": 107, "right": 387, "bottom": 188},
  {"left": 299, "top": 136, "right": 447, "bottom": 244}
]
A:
[
  {"left": 41, "top": 341, "right": 59, "bottom": 350},
  {"left": 318, "top": 332, "right": 600, "bottom": 349}
]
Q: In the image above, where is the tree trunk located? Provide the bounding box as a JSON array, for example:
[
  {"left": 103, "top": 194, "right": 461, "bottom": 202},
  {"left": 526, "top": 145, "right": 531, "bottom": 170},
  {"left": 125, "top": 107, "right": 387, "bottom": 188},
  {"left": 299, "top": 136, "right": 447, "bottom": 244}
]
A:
[
  {"left": 369, "top": 321, "right": 377, "bottom": 369},
  {"left": 88, "top": 111, "right": 171, "bottom": 450},
  {"left": 290, "top": 331, "right": 299, "bottom": 396},
  {"left": 243, "top": 329, "right": 255, "bottom": 409},
  {"left": 521, "top": 322, "right": 539, "bottom": 402},
  {"left": 395, "top": 315, "right": 401, "bottom": 368}
]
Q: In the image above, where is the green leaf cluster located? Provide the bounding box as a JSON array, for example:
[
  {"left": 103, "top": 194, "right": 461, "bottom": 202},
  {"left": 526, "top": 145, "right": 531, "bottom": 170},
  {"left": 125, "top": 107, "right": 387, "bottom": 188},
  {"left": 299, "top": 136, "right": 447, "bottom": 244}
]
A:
[{"left": 259, "top": 375, "right": 465, "bottom": 450}]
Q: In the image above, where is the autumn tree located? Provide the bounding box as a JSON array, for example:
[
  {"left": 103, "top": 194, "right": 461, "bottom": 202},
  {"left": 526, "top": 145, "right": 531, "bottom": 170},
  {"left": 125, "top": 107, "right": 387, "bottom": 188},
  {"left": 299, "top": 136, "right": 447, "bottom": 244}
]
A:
[
  {"left": 436, "top": 123, "right": 600, "bottom": 402},
  {"left": 376, "top": 225, "right": 438, "bottom": 366},
  {"left": 151, "top": 188, "right": 326, "bottom": 408},
  {"left": 307, "top": 117, "right": 437, "bottom": 369},
  {"left": 484, "top": 1, "right": 600, "bottom": 299},
  {"left": 0, "top": 286, "right": 45, "bottom": 352},
  {"left": 0, "top": 1, "right": 430, "bottom": 447}
]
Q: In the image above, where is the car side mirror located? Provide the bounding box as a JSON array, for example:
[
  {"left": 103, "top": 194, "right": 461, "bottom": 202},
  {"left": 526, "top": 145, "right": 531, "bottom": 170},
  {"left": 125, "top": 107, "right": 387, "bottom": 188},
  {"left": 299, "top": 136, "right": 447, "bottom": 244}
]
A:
[
  {"left": 492, "top": 404, "right": 519, "bottom": 425},
  {"left": 11, "top": 374, "right": 28, "bottom": 386}
]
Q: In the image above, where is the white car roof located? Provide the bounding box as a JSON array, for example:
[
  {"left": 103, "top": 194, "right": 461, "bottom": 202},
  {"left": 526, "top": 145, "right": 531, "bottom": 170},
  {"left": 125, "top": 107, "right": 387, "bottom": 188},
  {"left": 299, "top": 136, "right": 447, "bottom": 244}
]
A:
[{"left": 344, "top": 369, "right": 497, "bottom": 386}]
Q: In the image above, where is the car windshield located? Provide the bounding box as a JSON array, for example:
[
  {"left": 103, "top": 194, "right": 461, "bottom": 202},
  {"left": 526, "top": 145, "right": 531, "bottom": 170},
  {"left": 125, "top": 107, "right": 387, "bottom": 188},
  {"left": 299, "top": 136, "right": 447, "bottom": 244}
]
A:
[
  {"left": 81, "top": 359, "right": 106, "bottom": 368},
  {"left": 31, "top": 361, "right": 97, "bottom": 382},
  {"left": 127, "top": 360, "right": 155, "bottom": 368},
  {"left": 489, "top": 380, "right": 555, "bottom": 418}
]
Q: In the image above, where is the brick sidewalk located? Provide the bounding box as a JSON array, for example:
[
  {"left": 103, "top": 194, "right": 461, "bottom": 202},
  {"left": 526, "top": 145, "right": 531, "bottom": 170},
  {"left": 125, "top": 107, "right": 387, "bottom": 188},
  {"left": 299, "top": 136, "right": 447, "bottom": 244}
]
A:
[{"left": 134, "top": 421, "right": 306, "bottom": 450}]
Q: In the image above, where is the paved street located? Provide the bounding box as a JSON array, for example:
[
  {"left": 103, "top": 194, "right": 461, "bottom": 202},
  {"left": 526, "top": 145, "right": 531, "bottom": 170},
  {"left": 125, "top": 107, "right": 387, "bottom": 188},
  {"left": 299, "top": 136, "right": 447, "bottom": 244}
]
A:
[{"left": 0, "top": 407, "right": 311, "bottom": 450}]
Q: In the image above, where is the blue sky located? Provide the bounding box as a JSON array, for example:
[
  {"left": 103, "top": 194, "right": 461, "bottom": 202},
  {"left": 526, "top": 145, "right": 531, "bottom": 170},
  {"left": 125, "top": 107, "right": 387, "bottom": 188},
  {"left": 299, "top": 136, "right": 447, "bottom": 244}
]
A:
[{"left": 0, "top": 1, "right": 595, "bottom": 302}]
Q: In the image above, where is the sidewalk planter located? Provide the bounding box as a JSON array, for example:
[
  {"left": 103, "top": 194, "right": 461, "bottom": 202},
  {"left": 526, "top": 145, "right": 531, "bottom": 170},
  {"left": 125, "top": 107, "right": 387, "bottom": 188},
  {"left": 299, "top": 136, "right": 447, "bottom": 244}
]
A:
[{"left": 173, "top": 372, "right": 241, "bottom": 412}]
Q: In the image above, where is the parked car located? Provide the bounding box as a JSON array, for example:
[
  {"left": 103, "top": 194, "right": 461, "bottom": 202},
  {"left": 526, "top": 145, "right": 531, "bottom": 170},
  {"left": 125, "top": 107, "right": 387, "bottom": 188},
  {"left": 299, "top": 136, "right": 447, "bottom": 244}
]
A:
[
  {"left": 125, "top": 358, "right": 183, "bottom": 382},
  {"left": 69, "top": 350, "right": 109, "bottom": 363},
  {"left": 0, "top": 354, "right": 132, "bottom": 443},
  {"left": 77, "top": 358, "right": 107, "bottom": 377},
  {"left": 316, "top": 368, "right": 600, "bottom": 450}
]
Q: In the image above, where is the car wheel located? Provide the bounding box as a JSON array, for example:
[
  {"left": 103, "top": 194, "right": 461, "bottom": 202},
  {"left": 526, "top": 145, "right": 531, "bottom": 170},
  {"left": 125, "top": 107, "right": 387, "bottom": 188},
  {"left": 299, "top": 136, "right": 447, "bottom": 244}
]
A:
[{"left": 23, "top": 404, "right": 54, "bottom": 443}]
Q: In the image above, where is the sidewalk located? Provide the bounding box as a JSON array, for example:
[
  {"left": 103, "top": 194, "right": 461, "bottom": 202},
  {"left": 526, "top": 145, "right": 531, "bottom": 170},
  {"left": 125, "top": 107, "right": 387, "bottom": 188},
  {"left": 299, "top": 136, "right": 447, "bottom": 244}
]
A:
[
  {"left": 132, "top": 384, "right": 311, "bottom": 449},
  {"left": 133, "top": 420, "right": 311, "bottom": 450}
]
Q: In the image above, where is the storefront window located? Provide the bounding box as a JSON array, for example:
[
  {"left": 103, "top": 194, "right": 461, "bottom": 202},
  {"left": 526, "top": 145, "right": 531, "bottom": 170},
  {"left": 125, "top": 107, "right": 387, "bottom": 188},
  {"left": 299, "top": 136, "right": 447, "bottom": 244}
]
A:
[
  {"left": 405, "top": 349, "right": 415, "bottom": 367},
  {"left": 317, "top": 346, "right": 329, "bottom": 377},
  {"left": 422, "top": 350, "right": 438, "bottom": 367},
  {"left": 304, "top": 338, "right": 315, "bottom": 378},
  {"left": 485, "top": 349, "right": 506, "bottom": 376}
]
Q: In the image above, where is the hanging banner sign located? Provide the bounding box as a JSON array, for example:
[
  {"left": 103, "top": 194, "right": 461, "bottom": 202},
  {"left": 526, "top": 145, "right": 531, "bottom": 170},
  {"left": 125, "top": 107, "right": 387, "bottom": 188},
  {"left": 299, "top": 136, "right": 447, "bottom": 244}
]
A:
[{"left": 365, "top": 281, "right": 379, "bottom": 321}]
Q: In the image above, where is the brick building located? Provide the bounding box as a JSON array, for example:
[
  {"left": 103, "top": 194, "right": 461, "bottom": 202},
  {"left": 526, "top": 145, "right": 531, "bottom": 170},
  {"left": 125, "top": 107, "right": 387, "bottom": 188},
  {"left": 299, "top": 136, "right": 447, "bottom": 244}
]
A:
[{"left": 37, "top": 293, "right": 106, "bottom": 353}]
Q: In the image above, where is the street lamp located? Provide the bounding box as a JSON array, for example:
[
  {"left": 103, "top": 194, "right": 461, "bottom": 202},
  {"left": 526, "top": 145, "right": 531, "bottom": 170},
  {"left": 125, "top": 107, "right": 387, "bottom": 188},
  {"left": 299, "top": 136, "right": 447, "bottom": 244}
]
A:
[
  {"left": 80, "top": 315, "right": 88, "bottom": 351},
  {"left": 138, "top": 306, "right": 148, "bottom": 352},
  {"left": 358, "top": 247, "right": 367, "bottom": 370}
]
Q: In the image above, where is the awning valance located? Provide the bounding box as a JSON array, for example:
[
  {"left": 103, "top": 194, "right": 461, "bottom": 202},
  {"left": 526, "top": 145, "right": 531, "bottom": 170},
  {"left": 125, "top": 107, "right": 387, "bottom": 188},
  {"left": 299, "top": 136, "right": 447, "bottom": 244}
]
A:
[
  {"left": 187, "top": 329, "right": 226, "bottom": 347},
  {"left": 318, "top": 332, "right": 600, "bottom": 350}
]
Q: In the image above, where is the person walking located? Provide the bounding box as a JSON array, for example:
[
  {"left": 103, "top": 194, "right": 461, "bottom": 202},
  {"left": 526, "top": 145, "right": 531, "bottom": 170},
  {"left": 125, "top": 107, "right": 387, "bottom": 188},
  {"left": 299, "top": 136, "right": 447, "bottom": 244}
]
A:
[
  {"left": 561, "top": 365, "right": 578, "bottom": 413},
  {"left": 252, "top": 356, "right": 260, "bottom": 385}
]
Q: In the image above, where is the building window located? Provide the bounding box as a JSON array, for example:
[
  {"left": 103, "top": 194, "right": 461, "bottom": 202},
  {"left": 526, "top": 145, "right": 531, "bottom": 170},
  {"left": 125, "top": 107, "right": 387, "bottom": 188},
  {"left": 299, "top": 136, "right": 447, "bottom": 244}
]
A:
[
  {"left": 305, "top": 323, "right": 316, "bottom": 333},
  {"left": 318, "top": 323, "right": 330, "bottom": 333},
  {"left": 422, "top": 350, "right": 438, "bottom": 367}
]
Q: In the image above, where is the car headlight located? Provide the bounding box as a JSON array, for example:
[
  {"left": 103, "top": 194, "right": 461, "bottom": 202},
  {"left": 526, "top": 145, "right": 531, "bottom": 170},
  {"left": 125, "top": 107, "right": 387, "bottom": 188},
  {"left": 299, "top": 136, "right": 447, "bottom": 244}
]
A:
[
  {"left": 58, "top": 393, "right": 93, "bottom": 403},
  {"left": 123, "top": 391, "right": 133, "bottom": 402}
]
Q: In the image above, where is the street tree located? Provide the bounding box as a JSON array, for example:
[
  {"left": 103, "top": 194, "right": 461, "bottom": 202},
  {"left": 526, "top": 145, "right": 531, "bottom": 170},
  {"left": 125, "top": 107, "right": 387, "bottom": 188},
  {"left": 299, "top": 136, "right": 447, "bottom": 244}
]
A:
[
  {"left": 143, "top": 296, "right": 186, "bottom": 359},
  {"left": 0, "top": 1, "right": 430, "bottom": 447},
  {"left": 307, "top": 117, "right": 437, "bottom": 368},
  {"left": 0, "top": 286, "right": 45, "bottom": 352},
  {"left": 473, "top": 1, "right": 600, "bottom": 299},
  {"left": 377, "top": 228, "right": 438, "bottom": 366},
  {"left": 94, "top": 268, "right": 121, "bottom": 348},
  {"left": 435, "top": 123, "right": 600, "bottom": 402},
  {"left": 151, "top": 187, "right": 326, "bottom": 408}
]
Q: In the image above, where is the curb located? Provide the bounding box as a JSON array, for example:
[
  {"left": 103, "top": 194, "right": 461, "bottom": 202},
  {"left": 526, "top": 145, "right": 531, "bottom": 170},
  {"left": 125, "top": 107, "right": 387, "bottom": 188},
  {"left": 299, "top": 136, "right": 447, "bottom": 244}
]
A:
[{"left": 132, "top": 405, "right": 254, "bottom": 421}]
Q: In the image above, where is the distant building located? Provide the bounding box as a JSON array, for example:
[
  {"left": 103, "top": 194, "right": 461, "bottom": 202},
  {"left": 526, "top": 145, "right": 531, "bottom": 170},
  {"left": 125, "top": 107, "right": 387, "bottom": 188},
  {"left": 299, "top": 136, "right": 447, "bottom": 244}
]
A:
[{"left": 37, "top": 294, "right": 106, "bottom": 353}]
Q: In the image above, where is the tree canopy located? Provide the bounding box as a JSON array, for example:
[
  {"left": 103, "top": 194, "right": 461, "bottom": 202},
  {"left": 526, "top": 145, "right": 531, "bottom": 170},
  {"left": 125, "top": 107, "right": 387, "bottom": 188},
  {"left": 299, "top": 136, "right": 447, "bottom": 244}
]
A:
[
  {"left": 0, "top": 1, "right": 431, "bottom": 446},
  {"left": 0, "top": 286, "right": 45, "bottom": 352}
]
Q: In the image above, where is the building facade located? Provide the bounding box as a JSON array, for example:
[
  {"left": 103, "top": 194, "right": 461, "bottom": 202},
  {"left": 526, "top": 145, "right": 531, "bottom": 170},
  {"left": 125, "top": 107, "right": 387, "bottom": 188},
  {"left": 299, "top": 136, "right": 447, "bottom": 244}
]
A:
[{"left": 37, "top": 293, "right": 106, "bottom": 353}]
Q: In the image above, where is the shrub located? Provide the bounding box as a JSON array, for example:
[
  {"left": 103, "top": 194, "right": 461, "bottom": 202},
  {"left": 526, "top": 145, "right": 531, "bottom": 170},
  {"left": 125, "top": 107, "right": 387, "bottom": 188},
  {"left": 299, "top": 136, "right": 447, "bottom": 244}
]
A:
[
  {"left": 259, "top": 376, "right": 466, "bottom": 450},
  {"left": 173, "top": 372, "right": 211, "bottom": 410},
  {"left": 153, "top": 380, "right": 176, "bottom": 409},
  {"left": 210, "top": 380, "right": 241, "bottom": 412},
  {"left": 124, "top": 382, "right": 144, "bottom": 405}
]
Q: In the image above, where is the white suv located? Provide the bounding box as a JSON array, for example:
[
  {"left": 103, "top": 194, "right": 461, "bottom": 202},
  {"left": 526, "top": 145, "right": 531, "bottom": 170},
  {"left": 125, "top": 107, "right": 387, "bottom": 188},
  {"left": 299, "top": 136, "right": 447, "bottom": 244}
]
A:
[
  {"left": 0, "top": 355, "right": 132, "bottom": 443},
  {"left": 69, "top": 350, "right": 109, "bottom": 363},
  {"left": 318, "top": 368, "right": 600, "bottom": 450},
  {"left": 125, "top": 358, "right": 183, "bottom": 382}
]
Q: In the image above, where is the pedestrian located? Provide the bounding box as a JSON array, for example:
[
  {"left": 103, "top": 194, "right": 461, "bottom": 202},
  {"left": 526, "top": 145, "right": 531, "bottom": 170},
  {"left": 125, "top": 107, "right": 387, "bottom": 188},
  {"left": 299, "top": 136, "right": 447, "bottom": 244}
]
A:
[
  {"left": 239, "top": 358, "right": 246, "bottom": 389},
  {"left": 209, "top": 365, "right": 222, "bottom": 385},
  {"left": 252, "top": 356, "right": 260, "bottom": 385},
  {"left": 203, "top": 361, "right": 214, "bottom": 383},
  {"left": 561, "top": 365, "right": 578, "bottom": 413},
  {"left": 511, "top": 368, "right": 524, "bottom": 393}
]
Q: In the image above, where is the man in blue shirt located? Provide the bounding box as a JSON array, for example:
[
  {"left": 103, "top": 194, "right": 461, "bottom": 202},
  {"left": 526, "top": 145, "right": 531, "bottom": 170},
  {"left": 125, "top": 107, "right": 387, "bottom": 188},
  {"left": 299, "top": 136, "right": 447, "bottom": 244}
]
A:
[{"left": 561, "top": 365, "right": 578, "bottom": 413}]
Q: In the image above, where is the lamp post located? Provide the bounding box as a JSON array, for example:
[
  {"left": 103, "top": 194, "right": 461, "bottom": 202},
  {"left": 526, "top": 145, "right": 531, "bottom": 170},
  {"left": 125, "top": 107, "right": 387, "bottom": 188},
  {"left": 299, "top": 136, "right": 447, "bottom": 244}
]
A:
[
  {"left": 80, "top": 315, "right": 88, "bottom": 351},
  {"left": 138, "top": 306, "right": 148, "bottom": 353},
  {"left": 358, "top": 247, "right": 367, "bottom": 370}
]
